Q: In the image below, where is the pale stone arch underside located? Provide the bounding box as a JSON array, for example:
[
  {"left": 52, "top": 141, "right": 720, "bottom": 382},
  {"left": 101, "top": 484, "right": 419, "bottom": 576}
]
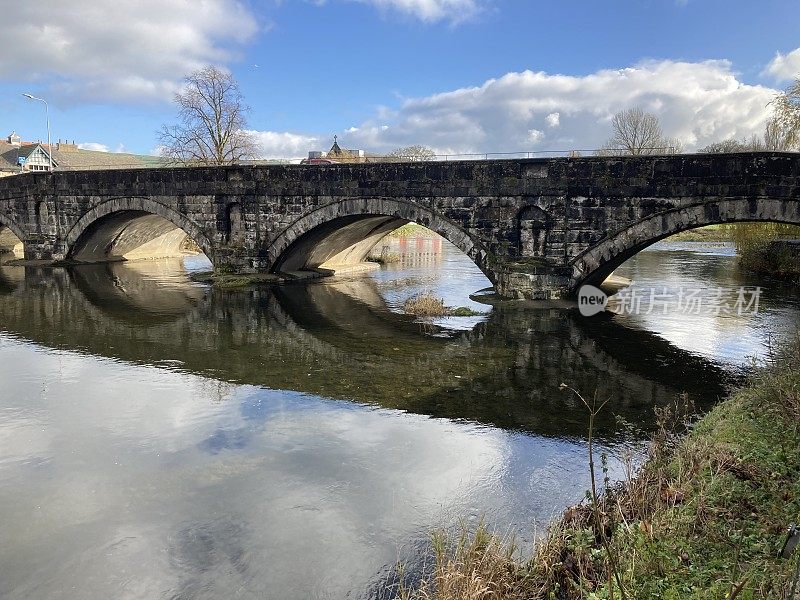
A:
[
  {"left": 0, "top": 213, "right": 26, "bottom": 252},
  {"left": 268, "top": 198, "right": 493, "bottom": 280},
  {"left": 65, "top": 197, "right": 213, "bottom": 262},
  {"left": 571, "top": 197, "right": 800, "bottom": 292}
]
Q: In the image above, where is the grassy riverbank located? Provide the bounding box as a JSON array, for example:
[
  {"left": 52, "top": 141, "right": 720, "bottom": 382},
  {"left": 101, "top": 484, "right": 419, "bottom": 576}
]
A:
[
  {"left": 668, "top": 224, "right": 732, "bottom": 242},
  {"left": 387, "top": 223, "right": 438, "bottom": 237},
  {"left": 398, "top": 336, "right": 800, "bottom": 599}
]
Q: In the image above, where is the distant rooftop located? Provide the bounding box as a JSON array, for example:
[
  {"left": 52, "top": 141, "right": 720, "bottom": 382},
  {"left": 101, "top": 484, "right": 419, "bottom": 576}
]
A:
[{"left": 1, "top": 131, "right": 167, "bottom": 174}]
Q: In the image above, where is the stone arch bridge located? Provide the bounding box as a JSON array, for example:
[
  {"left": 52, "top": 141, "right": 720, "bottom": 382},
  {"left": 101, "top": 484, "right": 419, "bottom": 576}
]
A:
[{"left": 0, "top": 152, "right": 798, "bottom": 299}]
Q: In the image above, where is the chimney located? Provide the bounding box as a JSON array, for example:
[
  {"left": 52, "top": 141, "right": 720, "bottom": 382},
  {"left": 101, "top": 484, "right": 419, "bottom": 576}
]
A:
[
  {"left": 7, "top": 131, "right": 21, "bottom": 146},
  {"left": 57, "top": 139, "right": 78, "bottom": 152}
]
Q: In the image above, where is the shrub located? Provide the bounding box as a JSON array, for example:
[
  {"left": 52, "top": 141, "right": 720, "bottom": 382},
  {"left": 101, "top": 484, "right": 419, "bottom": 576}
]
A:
[{"left": 403, "top": 294, "right": 448, "bottom": 317}]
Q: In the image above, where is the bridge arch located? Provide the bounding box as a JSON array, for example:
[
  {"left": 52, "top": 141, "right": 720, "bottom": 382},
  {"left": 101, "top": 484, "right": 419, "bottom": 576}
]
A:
[
  {"left": 570, "top": 197, "right": 800, "bottom": 292},
  {"left": 64, "top": 197, "right": 214, "bottom": 263},
  {"left": 268, "top": 197, "right": 493, "bottom": 280},
  {"left": 0, "top": 212, "right": 27, "bottom": 257}
]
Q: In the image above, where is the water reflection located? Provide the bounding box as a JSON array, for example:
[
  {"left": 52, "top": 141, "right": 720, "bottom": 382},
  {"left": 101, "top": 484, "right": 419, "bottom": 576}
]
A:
[
  {"left": 612, "top": 241, "right": 800, "bottom": 366},
  {"left": 71, "top": 260, "right": 208, "bottom": 322},
  {"left": 0, "top": 258, "right": 732, "bottom": 436},
  {"left": 0, "top": 238, "right": 797, "bottom": 599}
]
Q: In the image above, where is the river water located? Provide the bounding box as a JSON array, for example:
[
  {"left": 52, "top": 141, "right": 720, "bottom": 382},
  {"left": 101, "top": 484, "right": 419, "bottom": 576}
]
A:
[{"left": 0, "top": 238, "right": 797, "bottom": 599}]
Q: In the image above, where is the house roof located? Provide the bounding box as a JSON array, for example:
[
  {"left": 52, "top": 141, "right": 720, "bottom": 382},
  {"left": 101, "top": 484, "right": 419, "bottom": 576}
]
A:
[
  {"left": 0, "top": 142, "right": 58, "bottom": 170},
  {"left": 328, "top": 139, "right": 347, "bottom": 156},
  {"left": 51, "top": 148, "right": 163, "bottom": 170},
  {"left": 0, "top": 142, "right": 22, "bottom": 172},
  {"left": 0, "top": 140, "right": 166, "bottom": 172},
  {"left": 18, "top": 143, "right": 57, "bottom": 164}
]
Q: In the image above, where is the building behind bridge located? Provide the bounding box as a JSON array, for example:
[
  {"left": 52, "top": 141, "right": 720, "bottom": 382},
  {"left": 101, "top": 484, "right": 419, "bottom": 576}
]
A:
[
  {"left": 0, "top": 131, "right": 166, "bottom": 176},
  {"left": 302, "top": 136, "right": 385, "bottom": 164}
]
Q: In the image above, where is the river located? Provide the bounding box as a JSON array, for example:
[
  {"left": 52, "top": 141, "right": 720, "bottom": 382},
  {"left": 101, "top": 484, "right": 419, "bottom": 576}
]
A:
[{"left": 0, "top": 237, "right": 797, "bottom": 599}]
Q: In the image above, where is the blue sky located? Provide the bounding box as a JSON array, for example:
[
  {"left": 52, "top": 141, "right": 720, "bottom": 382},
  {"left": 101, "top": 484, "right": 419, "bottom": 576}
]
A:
[{"left": 2, "top": 0, "right": 799, "bottom": 158}]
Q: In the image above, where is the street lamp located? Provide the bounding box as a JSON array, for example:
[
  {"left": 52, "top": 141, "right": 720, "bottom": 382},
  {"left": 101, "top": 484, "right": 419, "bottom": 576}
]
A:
[{"left": 22, "top": 93, "right": 53, "bottom": 172}]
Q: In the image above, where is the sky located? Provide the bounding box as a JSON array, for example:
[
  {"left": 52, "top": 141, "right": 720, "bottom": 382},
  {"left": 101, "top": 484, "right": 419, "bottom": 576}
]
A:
[{"left": 2, "top": 0, "right": 799, "bottom": 159}]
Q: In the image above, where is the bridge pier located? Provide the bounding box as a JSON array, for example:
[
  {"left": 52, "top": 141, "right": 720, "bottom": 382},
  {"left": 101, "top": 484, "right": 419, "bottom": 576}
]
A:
[
  {"left": 212, "top": 245, "right": 263, "bottom": 274},
  {"left": 19, "top": 235, "right": 63, "bottom": 262},
  {"left": 495, "top": 263, "right": 572, "bottom": 300}
]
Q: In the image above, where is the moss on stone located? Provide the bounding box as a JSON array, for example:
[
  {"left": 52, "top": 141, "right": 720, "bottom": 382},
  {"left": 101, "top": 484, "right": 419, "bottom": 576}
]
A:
[{"left": 190, "top": 271, "right": 283, "bottom": 288}]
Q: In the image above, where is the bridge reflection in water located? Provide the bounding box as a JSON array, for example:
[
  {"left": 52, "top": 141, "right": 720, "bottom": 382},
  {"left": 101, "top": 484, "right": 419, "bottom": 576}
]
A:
[{"left": 0, "top": 257, "right": 732, "bottom": 436}]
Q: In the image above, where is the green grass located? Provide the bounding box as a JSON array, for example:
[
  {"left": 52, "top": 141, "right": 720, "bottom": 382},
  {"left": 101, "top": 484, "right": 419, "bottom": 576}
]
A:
[
  {"left": 448, "top": 306, "right": 481, "bottom": 317},
  {"left": 397, "top": 336, "right": 800, "bottom": 599},
  {"left": 668, "top": 224, "right": 732, "bottom": 242},
  {"left": 189, "top": 271, "right": 282, "bottom": 288}
]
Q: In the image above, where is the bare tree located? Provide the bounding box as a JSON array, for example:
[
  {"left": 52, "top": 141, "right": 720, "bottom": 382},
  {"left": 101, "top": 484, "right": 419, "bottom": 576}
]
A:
[
  {"left": 159, "top": 66, "right": 258, "bottom": 166},
  {"left": 700, "top": 117, "right": 792, "bottom": 154},
  {"left": 700, "top": 136, "right": 764, "bottom": 153},
  {"left": 598, "top": 108, "right": 680, "bottom": 155},
  {"left": 771, "top": 77, "right": 800, "bottom": 150},
  {"left": 762, "top": 116, "right": 794, "bottom": 150},
  {"left": 386, "top": 145, "right": 437, "bottom": 162}
]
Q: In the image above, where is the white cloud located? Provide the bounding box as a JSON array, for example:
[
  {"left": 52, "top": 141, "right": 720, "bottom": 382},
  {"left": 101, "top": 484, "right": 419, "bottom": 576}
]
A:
[
  {"left": 350, "top": 0, "right": 484, "bottom": 23},
  {"left": 335, "top": 59, "right": 777, "bottom": 153},
  {"left": 78, "top": 142, "right": 109, "bottom": 152},
  {"left": 3, "top": 0, "right": 259, "bottom": 103},
  {"left": 77, "top": 142, "right": 129, "bottom": 154},
  {"left": 764, "top": 47, "right": 800, "bottom": 82},
  {"left": 545, "top": 112, "right": 560, "bottom": 128},
  {"left": 311, "top": 0, "right": 484, "bottom": 23},
  {"left": 248, "top": 130, "right": 320, "bottom": 159},
  {"left": 527, "top": 128, "right": 544, "bottom": 143}
]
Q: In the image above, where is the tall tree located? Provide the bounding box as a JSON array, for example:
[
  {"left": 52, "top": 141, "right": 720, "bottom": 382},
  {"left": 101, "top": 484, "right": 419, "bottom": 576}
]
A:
[
  {"left": 159, "top": 66, "right": 258, "bottom": 165},
  {"left": 598, "top": 108, "right": 680, "bottom": 155}
]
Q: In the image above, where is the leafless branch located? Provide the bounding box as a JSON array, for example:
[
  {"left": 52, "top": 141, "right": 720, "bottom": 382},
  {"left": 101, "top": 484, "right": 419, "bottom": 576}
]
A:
[
  {"left": 158, "top": 66, "right": 259, "bottom": 166},
  {"left": 598, "top": 108, "right": 681, "bottom": 156}
]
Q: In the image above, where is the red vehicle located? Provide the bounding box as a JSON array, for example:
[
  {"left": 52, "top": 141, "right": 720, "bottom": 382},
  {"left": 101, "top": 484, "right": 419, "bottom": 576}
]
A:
[{"left": 300, "top": 158, "right": 339, "bottom": 165}]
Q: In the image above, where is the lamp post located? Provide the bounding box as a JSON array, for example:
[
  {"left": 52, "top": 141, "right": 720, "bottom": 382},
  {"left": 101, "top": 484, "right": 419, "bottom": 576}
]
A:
[{"left": 22, "top": 93, "right": 53, "bottom": 172}]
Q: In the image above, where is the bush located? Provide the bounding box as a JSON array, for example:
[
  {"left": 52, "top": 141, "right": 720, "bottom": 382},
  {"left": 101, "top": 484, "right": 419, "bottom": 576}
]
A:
[
  {"left": 403, "top": 294, "right": 448, "bottom": 317},
  {"left": 726, "top": 223, "right": 800, "bottom": 278}
]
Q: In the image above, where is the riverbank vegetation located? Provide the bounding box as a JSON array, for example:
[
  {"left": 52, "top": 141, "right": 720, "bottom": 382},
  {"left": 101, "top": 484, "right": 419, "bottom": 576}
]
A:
[
  {"left": 190, "top": 270, "right": 282, "bottom": 288},
  {"left": 396, "top": 336, "right": 800, "bottom": 599},
  {"left": 727, "top": 224, "right": 800, "bottom": 281},
  {"left": 664, "top": 223, "right": 800, "bottom": 280},
  {"left": 388, "top": 223, "right": 438, "bottom": 238},
  {"left": 668, "top": 224, "right": 731, "bottom": 242},
  {"left": 402, "top": 293, "right": 480, "bottom": 317}
]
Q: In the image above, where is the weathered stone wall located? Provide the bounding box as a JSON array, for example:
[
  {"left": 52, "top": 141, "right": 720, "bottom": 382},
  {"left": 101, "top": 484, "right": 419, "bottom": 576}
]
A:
[{"left": 0, "top": 152, "right": 798, "bottom": 297}]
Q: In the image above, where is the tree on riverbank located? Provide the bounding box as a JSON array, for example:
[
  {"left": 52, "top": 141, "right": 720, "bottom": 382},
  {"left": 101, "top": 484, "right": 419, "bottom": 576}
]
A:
[{"left": 158, "top": 66, "right": 258, "bottom": 166}]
